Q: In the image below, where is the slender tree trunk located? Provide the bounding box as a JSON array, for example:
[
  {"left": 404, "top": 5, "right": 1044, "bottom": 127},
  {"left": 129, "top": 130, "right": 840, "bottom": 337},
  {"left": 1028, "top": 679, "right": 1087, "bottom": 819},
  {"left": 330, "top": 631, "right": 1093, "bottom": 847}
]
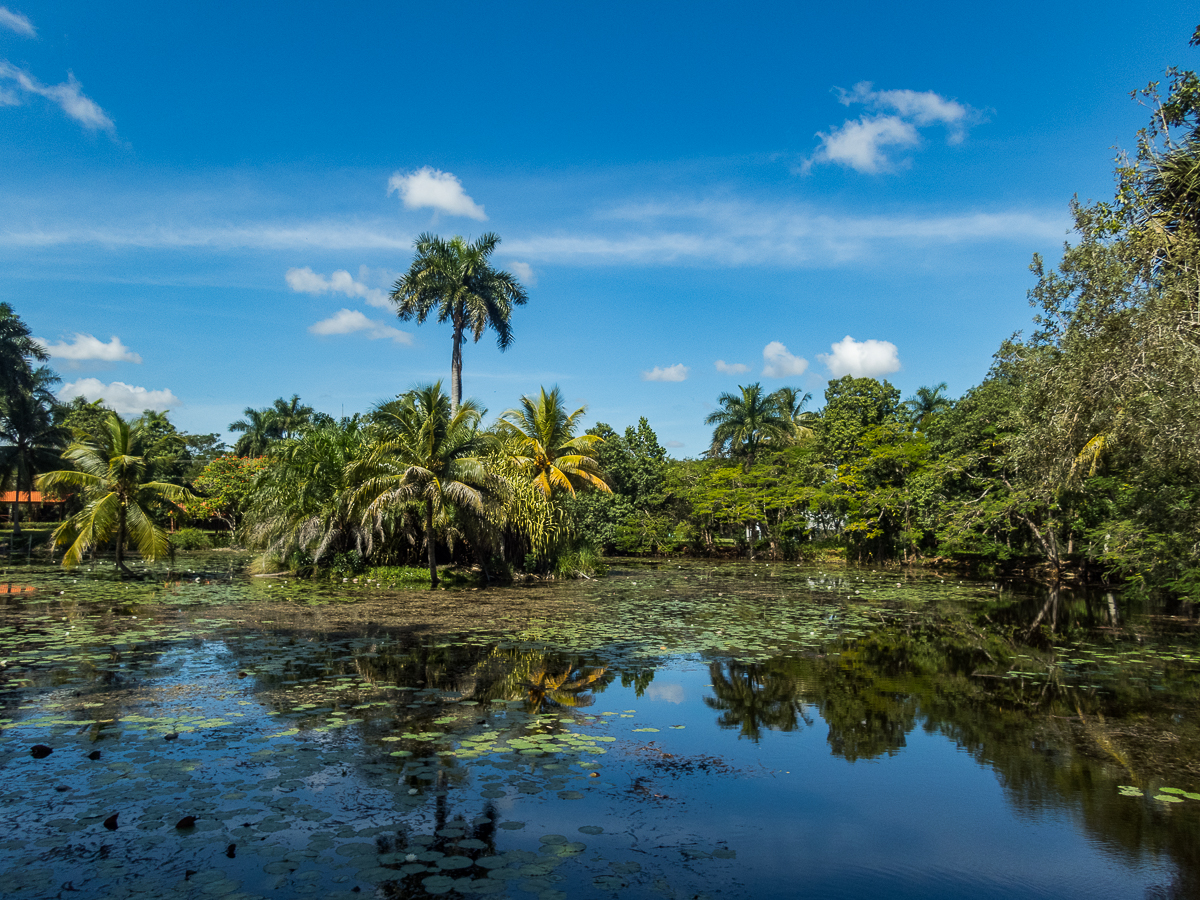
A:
[
  {"left": 450, "top": 321, "right": 464, "bottom": 415},
  {"left": 115, "top": 506, "right": 128, "bottom": 577},
  {"left": 426, "top": 498, "right": 439, "bottom": 589},
  {"left": 9, "top": 498, "right": 19, "bottom": 538}
]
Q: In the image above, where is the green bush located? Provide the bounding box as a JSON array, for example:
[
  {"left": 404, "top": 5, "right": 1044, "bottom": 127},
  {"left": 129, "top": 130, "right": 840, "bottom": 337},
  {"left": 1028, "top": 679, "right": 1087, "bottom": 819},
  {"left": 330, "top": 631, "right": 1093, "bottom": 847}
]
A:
[{"left": 171, "top": 528, "right": 212, "bottom": 551}]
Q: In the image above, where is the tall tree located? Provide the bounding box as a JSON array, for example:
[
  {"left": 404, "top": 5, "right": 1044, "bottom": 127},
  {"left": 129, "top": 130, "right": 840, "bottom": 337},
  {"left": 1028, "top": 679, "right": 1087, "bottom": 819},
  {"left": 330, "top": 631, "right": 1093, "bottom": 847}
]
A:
[
  {"left": 228, "top": 406, "right": 280, "bottom": 457},
  {"left": 270, "top": 394, "right": 315, "bottom": 439},
  {"left": 498, "top": 386, "right": 611, "bottom": 498},
  {"left": 0, "top": 302, "right": 48, "bottom": 405},
  {"left": 769, "top": 386, "right": 815, "bottom": 441},
  {"left": 705, "top": 383, "right": 792, "bottom": 470},
  {"left": 0, "top": 370, "right": 69, "bottom": 535},
  {"left": 351, "top": 383, "right": 498, "bottom": 588},
  {"left": 390, "top": 233, "right": 529, "bottom": 413},
  {"left": 37, "top": 413, "right": 194, "bottom": 575}
]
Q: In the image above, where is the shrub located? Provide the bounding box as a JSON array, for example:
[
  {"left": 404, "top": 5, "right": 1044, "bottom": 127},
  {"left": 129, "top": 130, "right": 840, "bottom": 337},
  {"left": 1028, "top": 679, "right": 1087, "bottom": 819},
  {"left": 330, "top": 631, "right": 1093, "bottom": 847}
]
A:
[{"left": 171, "top": 528, "right": 212, "bottom": 551}]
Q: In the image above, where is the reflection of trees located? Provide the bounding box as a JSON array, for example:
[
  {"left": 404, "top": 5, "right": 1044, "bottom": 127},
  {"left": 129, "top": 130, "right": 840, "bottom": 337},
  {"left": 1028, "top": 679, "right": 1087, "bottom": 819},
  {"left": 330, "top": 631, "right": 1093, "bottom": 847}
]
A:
[
  {"left": 734, "top": 607, "right": 1200, "bottom": 898},
  {"left": 465, "top": 648, "right": 612, "bottom": 713},
  {"left": 704, "top": 661, "right": 811, "bottom": 741}
]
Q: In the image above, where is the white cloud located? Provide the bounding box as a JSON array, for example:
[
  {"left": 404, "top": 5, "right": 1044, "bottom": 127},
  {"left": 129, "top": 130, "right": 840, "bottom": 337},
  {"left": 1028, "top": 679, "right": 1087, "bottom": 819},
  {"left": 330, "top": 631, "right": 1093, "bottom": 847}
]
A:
[
  {"left": 665, "top": 440, "right": 684, "bottom": 449},
  {"left": 35, "top": 333, "right": 142, "bottom": 364},
  {"left": 59, "top": 378, "right": 179, "bottom": 414},
  {"left": 387, "top": 166, "right": 487, "bottom": 220},
  {"left": 641, "top": 363, "right": 689, "bottom": 382},
  {"left": 807, "top": 81, "right": 980, "bottom": 173},
  {"left": 286, "top": 266, "right": 390, "bottom": 309},
  {"left": 308, "top": 308, "right": 412, "bottom": 344},
  {"left": 714, "top": 359, "right": 749, "bottom": 374},
  {"left": 807, "top": 116, "right": 920, "bottom": 174},
  {"left": 762, "top": 341, "right": 809, "bottom": 378},
  {"left": 0, "top": 62, "right": 115, "bottom": 132},
  {"left": 508, "top": 260, "right": 537, "bottom": 287},
  {"left": 0, "top": 7, "right": 35, "bottom": 37},
  {"left": 818, "top": 335, "right": 901, "bottom": 378}
]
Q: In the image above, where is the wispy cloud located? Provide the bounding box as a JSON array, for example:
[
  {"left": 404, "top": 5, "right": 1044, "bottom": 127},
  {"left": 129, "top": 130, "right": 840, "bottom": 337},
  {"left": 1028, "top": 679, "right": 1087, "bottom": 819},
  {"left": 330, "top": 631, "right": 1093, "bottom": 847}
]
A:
[
  {"left": 0, "top": 6, "right": 35, "bottom": 37},
  {"left": 508, "top": 260, "right": 537, "bottom": 287},
  {"left": 0, "top": 61, "right": 115, "bottom": 133},
  {"left": 0, "top": 200, "right": 1065, "bottom": 267},
  {"left": 761, "top": 341, "right": 808, "bottom": 378},
  {"left": 714, "top": 359, "right": 748, "bottom": 374},
  {"left": 286, "top": 266, "right": 391, "bottom": 309},
  {"left": 308, "top": 308, "right": 412, "bottom": 344},
  {"left": 35, "top": 333, "right": 142, "bottom": 364},
  {"left": 818, "top": 335, "right": 901, "bottom": 377},
  {"left": 806, "top": 82, "right": 981, "bottom": 174},
  {"left": 642, "top": 363, "right": 689, "bottom": 382},
  {"left": 60, "top": 378, "right": 178, "bottom": 414},
  {"left": 387, "top": 166, "right": 487, "bottom": 220}
]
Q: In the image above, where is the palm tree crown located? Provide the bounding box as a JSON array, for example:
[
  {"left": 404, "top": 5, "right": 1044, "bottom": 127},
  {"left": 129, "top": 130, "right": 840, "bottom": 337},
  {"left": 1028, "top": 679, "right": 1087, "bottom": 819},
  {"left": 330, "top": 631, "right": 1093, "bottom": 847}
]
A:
[
  {"left": 903, "top": 382, "right": 952, "bottom": 431},
  {"left": 498, "top": 386, "right": 611, "bottom": 498},
  {"left": 391, "top": 233, "right": 529, "bottom": 412},
  {"left": 705, "top": 383, "right": 794, "bottom": 469},
  {"left": 37, "top": 413, "right": 195, "bottom": 574}
]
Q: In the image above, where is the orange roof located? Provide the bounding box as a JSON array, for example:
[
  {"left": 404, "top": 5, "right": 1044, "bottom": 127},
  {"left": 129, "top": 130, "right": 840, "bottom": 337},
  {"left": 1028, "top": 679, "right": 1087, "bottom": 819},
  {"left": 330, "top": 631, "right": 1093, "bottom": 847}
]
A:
[{"left": 0, "top": 491, "right": 61, "bottom": 503}]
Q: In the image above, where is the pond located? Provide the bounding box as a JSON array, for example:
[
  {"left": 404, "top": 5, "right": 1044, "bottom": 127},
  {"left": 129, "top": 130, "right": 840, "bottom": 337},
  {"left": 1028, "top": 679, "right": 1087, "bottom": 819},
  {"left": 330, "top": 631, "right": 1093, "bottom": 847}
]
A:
[{"left": 1, "top": 555, "right": 1199, "bottom": 900}]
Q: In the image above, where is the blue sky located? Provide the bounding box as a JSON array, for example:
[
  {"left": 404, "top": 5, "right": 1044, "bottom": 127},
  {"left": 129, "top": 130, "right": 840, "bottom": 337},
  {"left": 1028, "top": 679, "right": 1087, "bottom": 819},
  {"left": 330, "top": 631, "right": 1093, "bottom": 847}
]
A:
[{"left": 2, "top": 1, "right": 1196, "bottom": 454}]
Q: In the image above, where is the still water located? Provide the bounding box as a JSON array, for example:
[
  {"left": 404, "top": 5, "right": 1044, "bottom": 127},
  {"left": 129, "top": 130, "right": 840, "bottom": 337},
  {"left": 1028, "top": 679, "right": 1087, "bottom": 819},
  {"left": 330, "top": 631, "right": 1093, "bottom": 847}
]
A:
[{"left": 1, "top": 555, "right": 1197, "bottom": 899}]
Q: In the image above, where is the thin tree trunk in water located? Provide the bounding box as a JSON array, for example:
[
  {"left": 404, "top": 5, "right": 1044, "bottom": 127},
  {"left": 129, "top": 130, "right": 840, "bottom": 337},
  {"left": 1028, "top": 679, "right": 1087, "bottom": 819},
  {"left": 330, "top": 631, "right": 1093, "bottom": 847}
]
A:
[
  {"left": 115, "top": 508, "right": 129, "bottom": 577},
  {"left": 426, "top": 499, "right": 438, "bottom": 589},
  {"left": 450, "top": 321, "right": 463, "bottom": 415}
]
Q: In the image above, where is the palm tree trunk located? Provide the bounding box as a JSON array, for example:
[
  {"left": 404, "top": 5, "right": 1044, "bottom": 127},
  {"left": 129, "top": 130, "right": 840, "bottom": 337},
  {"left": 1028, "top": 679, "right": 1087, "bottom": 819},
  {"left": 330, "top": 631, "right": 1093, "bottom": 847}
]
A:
[
  {"left": 450, "top": 323, "right": 464, "bottom": 415},
  {"left": 9, "top": 498, "right": 19, "bottom": 538},
  {"left": 426, "top": 498, "right": 439, "bottom": 589},
  {"left": 115, "top": 506, "right": 131, "bottom": 577}
]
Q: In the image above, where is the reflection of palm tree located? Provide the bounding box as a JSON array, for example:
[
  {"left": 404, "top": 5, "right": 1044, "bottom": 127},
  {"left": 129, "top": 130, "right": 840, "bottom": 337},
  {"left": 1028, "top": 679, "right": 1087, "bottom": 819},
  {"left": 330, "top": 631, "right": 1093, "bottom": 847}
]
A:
[
  {"left": 704, "top": 661, "right": 810, "bottom": 741},
  {"left": 468, "top": 648, "right": 609, "bottom": 713}
]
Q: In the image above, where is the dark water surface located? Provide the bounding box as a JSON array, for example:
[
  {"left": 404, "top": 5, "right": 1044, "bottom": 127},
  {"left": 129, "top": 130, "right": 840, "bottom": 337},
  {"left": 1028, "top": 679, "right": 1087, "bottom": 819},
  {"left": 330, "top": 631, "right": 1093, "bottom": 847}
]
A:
[{"left": 2, "top": 555, "right": 1199, "bottom": 899}]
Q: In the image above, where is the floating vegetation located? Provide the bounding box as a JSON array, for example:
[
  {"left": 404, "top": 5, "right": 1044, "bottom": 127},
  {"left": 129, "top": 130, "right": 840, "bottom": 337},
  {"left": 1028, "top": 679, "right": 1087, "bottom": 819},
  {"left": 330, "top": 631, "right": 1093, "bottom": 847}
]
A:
[{"left": 0, "top": 554, "right": 1198, "bottom": 898}]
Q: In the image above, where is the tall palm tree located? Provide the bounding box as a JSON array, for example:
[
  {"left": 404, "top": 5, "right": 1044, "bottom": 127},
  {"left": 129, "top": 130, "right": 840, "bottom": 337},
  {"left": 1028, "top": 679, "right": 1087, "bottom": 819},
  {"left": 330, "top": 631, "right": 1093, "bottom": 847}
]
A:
[
  {"left": 270, "top": 395, "right": 315, "bottom": 440},
  {"left": 228, "top": 406, "right": 280, "bottom": 456},
  {"left": 390, "top": 233, "right": 529, "bottom": 413},
  {"left": 705, "top": 383, "right": 792, "bottom": 470},
  {"left": 769, "top": 386, "right": 815, "bottom": 441},
  {"left": 0, "top": 371, "right": 70, "bottom": 536},
  {"left": 0, "top": 302, "right": 49, "bottom": 405},
  {"left": 351, "top": 382, "right": 499, "bottom": 588},
  {"left": 37, "top": 413, "right": 195, "bottom": 575},
  {"left": 903, "top": 382, "right": 952, "bottom": 431},
  {"left": 498, "top": 386, "right": 611, "bottom": 498}
]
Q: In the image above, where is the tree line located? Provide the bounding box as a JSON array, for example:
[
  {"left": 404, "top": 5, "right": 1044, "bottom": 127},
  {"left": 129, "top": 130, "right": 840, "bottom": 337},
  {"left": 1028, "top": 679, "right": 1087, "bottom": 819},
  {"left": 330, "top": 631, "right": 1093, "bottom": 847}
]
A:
[{"left": 4, "top": 37, "right": 1199, "bottom": 595}]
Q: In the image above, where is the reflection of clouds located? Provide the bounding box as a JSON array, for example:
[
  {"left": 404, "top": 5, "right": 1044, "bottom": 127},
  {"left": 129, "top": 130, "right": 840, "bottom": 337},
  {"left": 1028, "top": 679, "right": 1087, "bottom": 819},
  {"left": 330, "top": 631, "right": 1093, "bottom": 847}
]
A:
[{"left": 647, "top": 682, "right": 685, "bottom": 704}]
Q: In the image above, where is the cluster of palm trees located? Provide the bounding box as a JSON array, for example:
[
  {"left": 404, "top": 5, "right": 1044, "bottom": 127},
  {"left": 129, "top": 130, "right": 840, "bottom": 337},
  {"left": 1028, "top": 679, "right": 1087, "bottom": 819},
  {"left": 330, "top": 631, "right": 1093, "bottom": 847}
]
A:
[
  {"left": 228, "top": 395, "right": 318, "bottom": 456},
  {"left": 241, "top": 382, "right": 610, "bottom": 587}
]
